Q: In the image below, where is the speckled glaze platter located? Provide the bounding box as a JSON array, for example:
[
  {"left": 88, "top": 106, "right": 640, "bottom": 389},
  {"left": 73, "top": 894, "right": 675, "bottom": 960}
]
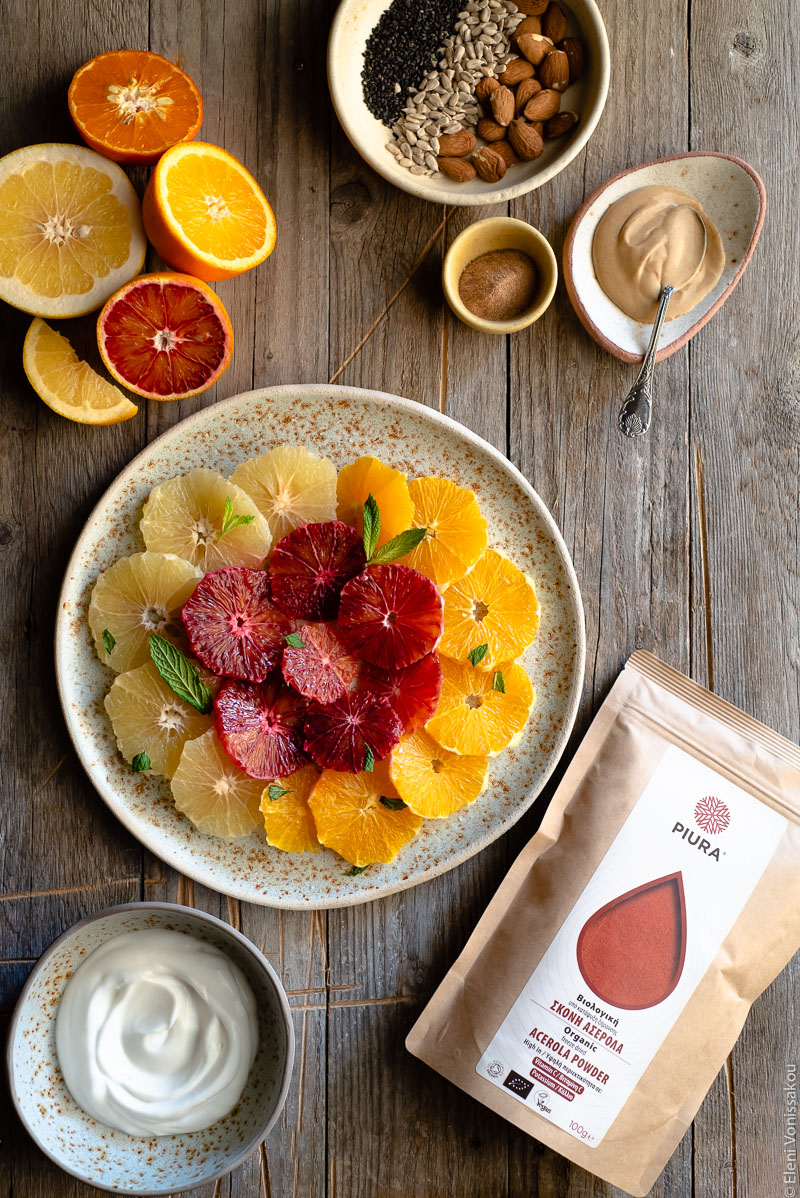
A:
[{"left": 56, "top": 385, "right": 585, "bottom": 909}]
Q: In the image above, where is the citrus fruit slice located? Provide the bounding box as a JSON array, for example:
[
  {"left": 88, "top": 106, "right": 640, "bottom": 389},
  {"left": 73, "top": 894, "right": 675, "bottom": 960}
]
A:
[
  {"left": 425, "top": 658, "right": 535, "bottom": 756},
  {"left": 97, "top": 273, "right": 233, "bottom": 400},
  {"left": 140, "top": 468, "right": 272, "bottom": 571},
  {"left": 230, "top": 446, "right": 337, "bottom": 541},
  {"left": 269, "top": 521, "right": 365, "bottom": 621},
  {"left": 23, "top": 318, "right": 137, "bottom": 425},
  {"left": 260, "top": 763, "right": 321, "bottom": 854},
  {"left": 182, "top": 566, "right": 292, "bottom": 681},
  {"left": 171, "top": 727, "right": 264, "bottom": 839},
  {"left": 309, "top": 760, "right": 422, "bottom": 867},
  {"left": 281, "top": 623, "right": 359, "bottom": 705},
  {"left": 303, "top": 690, "right": 404, "bottom": 774},
  {"left": 0, "top": 142, "right": 146, "bottom": 317},
  {"left": 337, "top": 564, "right": 444, "bottom": 670},
  {"left": 215, "top": 678, "right": 307, "bottom": 780},
  {"left": 400, "top": 477, "right": 488, "bottom": 587},
  {"left": 359, "top": 654, "right": 443, "bottom": 733},
  {"left": 390, "top": 729, "right": 489, "bottom": 818},
  {"left": 336, "top": 456, "right": 414, "bottom": 549},
  {"left": 68, "top": 50, "right": 203, "bottom": 165},
  {"left": 142, "top": 142, "right": 276, "bottom": 281},
  {"left": 88, "top": 551, "right": 203, "bottom": 672},
  {"left": 104, "top": 660, "right": 214, "bottom": 777},
  {"left": 439, "top": 549, "right": 540, "bottom": 670}
]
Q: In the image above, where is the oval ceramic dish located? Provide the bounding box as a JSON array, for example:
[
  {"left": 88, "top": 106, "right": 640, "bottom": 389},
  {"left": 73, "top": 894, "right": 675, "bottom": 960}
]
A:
[
  {"left": 563, "top": 151, "right": 766, "bottom": 363},
  {"left": 328, "top": 0, "right": 610, "bottom": 206},
  {"left": 6, "top": 903, "right": 294, "bottom": 1195},
  {"left": 55, "top": 385, "right": 585, "bottom": 909}
]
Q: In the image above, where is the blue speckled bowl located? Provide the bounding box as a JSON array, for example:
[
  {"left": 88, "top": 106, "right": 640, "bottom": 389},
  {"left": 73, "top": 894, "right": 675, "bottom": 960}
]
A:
[{"left": 6, "top": 903, "right": 294, "bottom": 1194}]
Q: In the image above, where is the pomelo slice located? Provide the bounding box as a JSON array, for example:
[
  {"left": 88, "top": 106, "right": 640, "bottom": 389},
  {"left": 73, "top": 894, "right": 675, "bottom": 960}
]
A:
[
  {"left": 171, "top": 728, "right": 264, "bottom": 839},
  {"left": 23, "top": 318, "right": 137, "bottom": 425},
  {"left": 230, "top": 445, "right": 337, "bottom": 541},
  {"left": 104, "top": 660, "right": 214, "bottom": 777}
]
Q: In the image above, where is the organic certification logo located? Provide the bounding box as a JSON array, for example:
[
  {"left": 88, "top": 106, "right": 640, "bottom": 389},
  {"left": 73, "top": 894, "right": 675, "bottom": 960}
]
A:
[{"left": 694, "top": 795, "right": 731, "bottom": 835}]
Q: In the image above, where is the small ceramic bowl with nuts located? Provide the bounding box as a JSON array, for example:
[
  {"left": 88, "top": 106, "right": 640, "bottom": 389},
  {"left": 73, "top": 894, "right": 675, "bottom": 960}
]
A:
[{"left": 329, "top": 0, "right": 610, "bottom": 206}]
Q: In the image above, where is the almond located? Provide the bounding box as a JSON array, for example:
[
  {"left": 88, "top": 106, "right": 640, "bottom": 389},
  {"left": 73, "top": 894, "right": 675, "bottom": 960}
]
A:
[
  {"left": 508, "top": 118, "right": 544, "bottom": 161},
  {"left": 437, "top": 129, "right": 477, "bottom": 157},
  {"left": 515, "top": 77, "right": 542, "bottom": 114},
  {"left": 539, "top": 49, "right": 570, "bottom": 93},
  {"left": 490, "top": 85, "right": 515, "bottom": 127},
  {"left": 515, "top": 0, "right": 548, "bottom": 13},
  {"left": 542, "top": 2, "right": 568, "bottom": 43},
  {"left": 437, "top": 156, "right": 477, "bottom": 182},
  {"left": 476, "top": 76, "right": 501, "bottom": 108},
  {"left": 543, "top": 110, "right": 579, "bottom": 138},
  {"left": 524, "top": 88, "right": 561, "bottom": 121},
  {"left": 500, "top": 58, "right": 535, "bottom": 87},
  {"left": 516, "top": 33, "right": 554, "bottom": 66},
  {"left": 514, "top": 15, "right": 542, "bottom": 40},
  {"left": 559, "top": 37, "right": 584, "bottom": 83},
  {"left": 477, "top": 117, "right": 508, "bottom": 143},
  {"left": 472, "top": 146, "right": 507, "bottom": 183},
  {"left": 492, "top": 139, "right": 519, "bottom": 167}
]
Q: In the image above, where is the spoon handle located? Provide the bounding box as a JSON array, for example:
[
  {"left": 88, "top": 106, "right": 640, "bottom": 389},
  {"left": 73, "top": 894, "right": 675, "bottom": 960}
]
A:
[{"left": 618, "top": 285, "right": 674, "bottom": 438}]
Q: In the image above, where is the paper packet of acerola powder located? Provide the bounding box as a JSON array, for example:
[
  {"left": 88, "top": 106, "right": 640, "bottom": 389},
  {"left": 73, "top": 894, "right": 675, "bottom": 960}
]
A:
[{"left": 407, "top": 651, "right": 800, "bottom": 1197}]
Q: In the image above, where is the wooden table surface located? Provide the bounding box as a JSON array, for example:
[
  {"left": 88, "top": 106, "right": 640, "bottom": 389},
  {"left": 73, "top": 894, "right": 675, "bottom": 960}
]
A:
[{"left": 1, "top": 1, "right": 797, "bottom": 1196}]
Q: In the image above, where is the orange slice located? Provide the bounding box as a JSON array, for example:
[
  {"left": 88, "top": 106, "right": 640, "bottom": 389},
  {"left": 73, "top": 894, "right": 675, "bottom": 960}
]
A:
[
  {"left": 260, "top": 764, "right": 321, "bottom": 853},
  {"left": 68, "top": 50, "right": 203, "bottom": 165},
  {"left": 439, "top": 549, "right": 540, "bottom": 670},
  {"left": 23, "top": 318, "right": 138, "bottom": 425},
  {"left": 401, "top": 477, "right": 487, "bottom": 586},
  {"left": 142, "top": 142, "right": 276, "bottom": 281},
  {"left": 336, "top": 456, "right": 415, "bottom": 549},
  {"left": 425, "top": 658, "right": 534, "bottom": 756},
  {"left": 390, "top": 729, "right": 488, "bottom": 818},
  {"left": 308, "top": 760, "right": 422, "bottom": 867}
]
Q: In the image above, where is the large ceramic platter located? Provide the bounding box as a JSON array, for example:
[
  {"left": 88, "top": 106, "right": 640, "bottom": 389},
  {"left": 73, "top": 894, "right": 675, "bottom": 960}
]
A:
[{"left": 56, "top": 385, "right": 585, "bottom": 909}]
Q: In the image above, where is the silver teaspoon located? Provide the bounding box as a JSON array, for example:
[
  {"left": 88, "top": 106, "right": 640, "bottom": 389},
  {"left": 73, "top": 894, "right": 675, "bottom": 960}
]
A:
[{"left": 617, "top": 206, "right": 707, "bottom": 438}]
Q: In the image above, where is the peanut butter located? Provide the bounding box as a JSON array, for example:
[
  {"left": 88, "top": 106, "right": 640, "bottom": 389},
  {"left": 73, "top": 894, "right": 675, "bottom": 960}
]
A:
[{"left": 592, "top": 185, "right": 725, "bottom": 323}]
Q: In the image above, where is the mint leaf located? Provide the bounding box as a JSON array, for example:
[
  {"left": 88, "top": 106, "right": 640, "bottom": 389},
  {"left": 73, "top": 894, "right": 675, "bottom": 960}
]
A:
[
  {"left": 468, "top": 643, "right": 489, "bottom": 667},
  {"left": 344, "top": 864, "right": 368, "bottom": 876},
  {"left": 102, "top": 628, "right": 116, "bottom": 655},
  {"left": 267, "top": 784, "right": 292, "bottom": 801},
  {"left": 493, "top": 670, "right": 505, "bottom": 693},
  {"left": 149, "top": 634, "right": 213, "bottom": 714},
  {"left": 369, "top": 526, "right": 427, "bottom": 565},
  {"left": 132, "top": 751, "right": 151, "bottom": 773},
  {"left": 362, "top": 493, "right": 381, "bottom": 559},
  {"left": 380, "top": 796, "right": 406, "bottom": 811},
  {"left": 218, "top": 495, "right": 256, "bottom": 541},
  {"left": 364, "top": 744, "right": 375, "bottom": 772},
  {"left": 285, "top": 632, "right": 306, "bottom": 649}
]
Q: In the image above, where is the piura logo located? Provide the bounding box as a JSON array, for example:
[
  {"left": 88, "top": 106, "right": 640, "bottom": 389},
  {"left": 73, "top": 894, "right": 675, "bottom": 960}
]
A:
[{"left": 693, "top": 795, "right": 731, "bottom": 835}]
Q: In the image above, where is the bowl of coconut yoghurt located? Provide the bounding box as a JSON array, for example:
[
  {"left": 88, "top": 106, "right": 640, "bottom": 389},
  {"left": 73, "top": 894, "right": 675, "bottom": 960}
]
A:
[{"left": 6, "top": 903, "right": 294, "bottom": 1194}]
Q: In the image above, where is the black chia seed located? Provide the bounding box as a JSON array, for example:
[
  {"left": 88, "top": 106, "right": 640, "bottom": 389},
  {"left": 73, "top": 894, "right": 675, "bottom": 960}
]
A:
[{"left": 362, "top": 0, "right": 464, "bottom": 127}]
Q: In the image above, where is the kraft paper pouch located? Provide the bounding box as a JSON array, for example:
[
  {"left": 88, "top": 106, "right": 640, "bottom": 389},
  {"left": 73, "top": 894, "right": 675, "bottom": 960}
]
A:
[{"left": 407, "top": 651, "right": 800, "bottom": 1197}]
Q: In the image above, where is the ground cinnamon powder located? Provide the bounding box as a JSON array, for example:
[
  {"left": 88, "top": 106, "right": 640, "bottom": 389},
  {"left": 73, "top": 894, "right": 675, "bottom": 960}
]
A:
[{"left": 458, "top": 249, "right": 538, "bottom": 321}]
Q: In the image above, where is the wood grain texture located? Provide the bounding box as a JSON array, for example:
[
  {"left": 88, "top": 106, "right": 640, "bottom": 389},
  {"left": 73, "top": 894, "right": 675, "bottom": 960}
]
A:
[{"left": 1, "top": 0, "right": 798, "bottom": 1195}]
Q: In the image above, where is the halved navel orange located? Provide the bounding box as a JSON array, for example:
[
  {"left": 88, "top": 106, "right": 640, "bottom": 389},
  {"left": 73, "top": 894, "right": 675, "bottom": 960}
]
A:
[{"left": 68, "top": 50, "right": 203, "bottom": 165}]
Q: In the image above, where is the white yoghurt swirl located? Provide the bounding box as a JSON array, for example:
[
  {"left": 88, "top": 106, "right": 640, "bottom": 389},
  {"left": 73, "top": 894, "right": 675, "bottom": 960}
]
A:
[{"left": 55, "top": 928, "right": 258, "bottom": 1137}]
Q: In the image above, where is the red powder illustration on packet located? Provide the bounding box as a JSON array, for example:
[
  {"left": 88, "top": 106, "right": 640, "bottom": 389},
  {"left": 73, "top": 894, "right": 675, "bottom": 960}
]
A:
[
  {"left": 576, "top": 873, "right": 687, "bottom": 1010},
  {"left": 694, "top": 795, "right": 731, "bottom": 834}
]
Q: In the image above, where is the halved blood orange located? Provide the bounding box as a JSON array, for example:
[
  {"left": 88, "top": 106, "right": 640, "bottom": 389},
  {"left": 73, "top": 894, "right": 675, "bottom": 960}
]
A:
[
  {"left": 68, "top": 50, "right": 203, "bottom": 165},
  {"left": 97, "top": 272, "right": 233, "bottom": 400}
]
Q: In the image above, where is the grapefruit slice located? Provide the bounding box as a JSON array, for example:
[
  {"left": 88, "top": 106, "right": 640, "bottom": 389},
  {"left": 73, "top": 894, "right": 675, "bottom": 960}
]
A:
[
  {"left": 230, "top": 445, "right": 337, "bottom": 541},
  {"left": 104, "top": 660, "right": 214, "bottom": 777},
  {"left": 69, "top": 50, "right": 203, "bottom": 165},
  {"left": 23, "top": 318, "right": 138, "bottom": 425},
  {"left": 171, "top": 727, "right": 264, "bottom": 839},
  {"left": 97, "top": 273, "right": 233, "bottom": 400}
]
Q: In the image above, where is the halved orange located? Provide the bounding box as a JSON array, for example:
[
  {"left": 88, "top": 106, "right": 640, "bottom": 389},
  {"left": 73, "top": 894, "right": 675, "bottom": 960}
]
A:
[
  {"left": 425, "top": 657, "right": 535, "bottom": 756},
  {"left": 390, "top": 729, "right": 489, "bottom": 819},
  {"left": 401, "top": 476, "right": 488, "bottom": 587},
  {"left": 97, "top": 272, "right": 233, "bottom": 400},
  {"left": 142, "top": 142, "right": 276, "bottom": 281},
  {"left": 308, "top": 760, "right": 422, "bottom": 867},
  {"left": 439, "top": 549, "right": 540, "bottom": 670},
  {"left": 68, "top": 50, "right": 203, "bottom": 165},
  {"left": 260, "top": 764, "right": 321, "bottom": 854},
  {"left": 336, "top": 456, "right": 414, "bottom": 549}
]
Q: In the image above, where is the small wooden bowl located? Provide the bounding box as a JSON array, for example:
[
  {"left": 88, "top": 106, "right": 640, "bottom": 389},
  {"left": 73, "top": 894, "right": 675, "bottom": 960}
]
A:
[{"left": 442, "top": 217, "right": 558, "bottom": 334}]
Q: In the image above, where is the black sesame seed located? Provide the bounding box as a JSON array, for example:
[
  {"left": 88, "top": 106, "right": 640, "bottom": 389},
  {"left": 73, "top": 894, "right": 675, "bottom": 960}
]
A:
[{"left": 362, "top": 0, "right": 464, "bottom": 127}]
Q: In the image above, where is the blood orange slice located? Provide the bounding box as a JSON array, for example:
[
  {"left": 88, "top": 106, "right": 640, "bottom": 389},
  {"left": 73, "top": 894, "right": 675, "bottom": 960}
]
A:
[
  {"left": 338, "top": 564, "right": 444, "bottom": 670},
  {"left": 282, "top": 623, "right": 359, "bottom": 705},
  {"left": 97, "top": 272, "right": 233, "bottom": 400},
  {"left": 182, "top": 566, "right": 292, "bottom": 681},
  {"left": 360, "top": 653, "right": 443, "bottom": 732},
  {"left": 215, "top": 678, "right": 307, "bottom": 779},
  {"left": 303, "top": 690, "right": 404, "bottom": 774},
  {"left": 269, "top": 521, "right": 366, "bottom": 621}
]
